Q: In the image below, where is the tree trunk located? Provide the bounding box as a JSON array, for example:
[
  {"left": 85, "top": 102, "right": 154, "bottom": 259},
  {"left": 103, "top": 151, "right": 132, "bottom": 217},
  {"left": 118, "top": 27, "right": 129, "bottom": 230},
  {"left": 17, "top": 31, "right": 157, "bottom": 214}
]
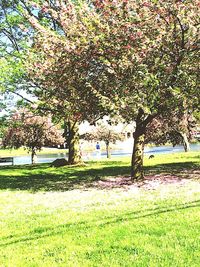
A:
[
  {"left": 31, "top": 148, "right": 36, "bottom": 164},
  {"left": 131, "top": 123, "right": 146, "bottom": 181},
  {"left": 180, "top": 132, "right": 190, "bottom": 152},
  {"left": 68, "top": 120, "right": 82, "bottom": 164},
  {"left": 106, "top": 141, "right": 111, "bottom": 159},
  {"left": 131, "top": 109, "right": 157, "bottom": 181}
]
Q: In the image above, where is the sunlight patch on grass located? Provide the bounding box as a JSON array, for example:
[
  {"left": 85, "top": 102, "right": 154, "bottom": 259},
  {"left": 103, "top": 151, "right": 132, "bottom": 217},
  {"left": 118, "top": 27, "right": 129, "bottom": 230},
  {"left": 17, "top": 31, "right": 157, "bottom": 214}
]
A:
[{"left": 0, "top": 151, "right": 200, "bottom": 266}]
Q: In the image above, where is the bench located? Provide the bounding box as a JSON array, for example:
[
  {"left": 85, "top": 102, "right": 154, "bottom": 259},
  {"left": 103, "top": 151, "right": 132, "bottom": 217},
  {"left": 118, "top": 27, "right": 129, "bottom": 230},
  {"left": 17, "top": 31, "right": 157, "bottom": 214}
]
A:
[{"left": 0, "top": 157, "right": 14, "bottom": 165}]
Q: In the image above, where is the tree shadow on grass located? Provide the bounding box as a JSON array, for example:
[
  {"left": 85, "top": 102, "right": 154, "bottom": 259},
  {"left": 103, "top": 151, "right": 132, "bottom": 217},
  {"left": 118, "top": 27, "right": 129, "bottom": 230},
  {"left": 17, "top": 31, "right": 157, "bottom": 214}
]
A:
[
  {"left": 0, "top": 162, "right": 130, "bottom": 192},
  {"left": 0, "top": 199, "right": 200, "bottom": 247},
  {"left": 0, "top": 161, "right": 199, "bottom": 192},
  {"left": 145, "top": 161, "right": 200, "bottom": 179},
  {"left": 145, "top": 161, "right": 199, "bottom": 172},
  {"left": 193, "top": 155, "right": 200, "bottom": 159}
]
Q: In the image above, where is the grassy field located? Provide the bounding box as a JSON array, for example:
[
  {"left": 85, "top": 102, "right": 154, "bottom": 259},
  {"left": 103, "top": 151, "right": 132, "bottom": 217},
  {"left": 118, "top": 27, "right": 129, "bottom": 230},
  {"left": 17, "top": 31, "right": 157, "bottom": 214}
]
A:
[
  {"left": 0, "top": 147, "right": 69, "bottom": 157},
  {"left": 0, "top": 152, "right": 200, "bottom": 266}
]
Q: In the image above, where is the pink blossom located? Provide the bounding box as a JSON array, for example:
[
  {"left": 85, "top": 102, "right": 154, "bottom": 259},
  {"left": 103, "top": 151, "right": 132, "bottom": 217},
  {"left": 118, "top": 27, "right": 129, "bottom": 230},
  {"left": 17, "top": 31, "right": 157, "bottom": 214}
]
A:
[
  {"left": 124, "top": 44, "right": 131, "bottom": 49},
  {"left": 143, "top": 2, "right": 151, "bottom": 8}
]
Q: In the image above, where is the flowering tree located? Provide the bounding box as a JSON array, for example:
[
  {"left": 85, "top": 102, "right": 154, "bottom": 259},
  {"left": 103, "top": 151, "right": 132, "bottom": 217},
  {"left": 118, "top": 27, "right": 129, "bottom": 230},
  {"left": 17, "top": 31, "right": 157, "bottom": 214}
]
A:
[
  {"left": 85, "top": 0, "right": 199, "bottom": 179},
  {"left": 2, "top": 110, "right": 64, "bottom": 164},
  {"left": 83, "top": 123, "right": 125, "bottom": 158},
  {"left": 23, "top": 2, "right": 114, "bottom": 164},
  {"left": 0, "top": 1, "right": 101, "bottom": 165},
  {"left": 145, "top": 110, "right": 196, "bottom": 152},
  {"left": 15, "top": 0, "right": 200, "bottom": 179},
  {"left": 0, "top": 115, "right": 8, "bottom": 140}
]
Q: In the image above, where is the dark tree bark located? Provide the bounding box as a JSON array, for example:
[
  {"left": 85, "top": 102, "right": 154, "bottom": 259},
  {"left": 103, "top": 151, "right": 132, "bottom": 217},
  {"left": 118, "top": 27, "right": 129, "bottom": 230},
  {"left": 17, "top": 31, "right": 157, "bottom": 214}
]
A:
[
  {"left": 31, "top": 148, "right": 36, "bottom": 164},
  {"left": 180, "top": 132, "right": 190, "bottom": 152},
  {"left": 67, "top": 120, "right": 82, "bottom": 164},
  {"left": 131, "top": 109, "right": 156, "bottom": 181},
  {"left": 131, "top": 123, "right": 146, "bottom": 180},
  {"left": 106, "top": 141, "right": 111, "bottom": 159}
]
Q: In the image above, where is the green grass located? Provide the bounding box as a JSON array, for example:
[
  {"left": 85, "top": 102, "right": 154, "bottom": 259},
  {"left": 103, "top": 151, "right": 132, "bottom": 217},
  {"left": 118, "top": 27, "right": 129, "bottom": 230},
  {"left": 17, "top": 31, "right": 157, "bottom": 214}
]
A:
[
  {"left": 0, "top": 147, "right": 68, "bottom": 157},
  {"left": 0, "top": 152, "right": 200, "bottom": 266}
]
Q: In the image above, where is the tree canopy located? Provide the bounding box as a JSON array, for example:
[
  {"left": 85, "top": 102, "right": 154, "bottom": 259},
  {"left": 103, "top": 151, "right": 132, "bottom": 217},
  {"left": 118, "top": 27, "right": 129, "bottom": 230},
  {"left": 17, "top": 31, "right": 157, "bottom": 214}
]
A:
[
  {"left": 2, "top": 109, "right": 64, "bottom": 163},
  {"left": 23, "top": 0, "right": 199, "bottom": 179},
  {"left": 0, "top": 0, "right": 199, "bottom": 179}
]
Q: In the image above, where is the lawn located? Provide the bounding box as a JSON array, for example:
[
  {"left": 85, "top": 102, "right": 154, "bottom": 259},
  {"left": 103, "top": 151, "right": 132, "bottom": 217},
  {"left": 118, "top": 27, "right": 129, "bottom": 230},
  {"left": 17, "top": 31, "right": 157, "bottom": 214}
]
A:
[
  {"left": 0, "top": 152, "right": 200, "bottom": 266},
  {"left": 0, "top": 147, "right": 68, "bottom": 157}
]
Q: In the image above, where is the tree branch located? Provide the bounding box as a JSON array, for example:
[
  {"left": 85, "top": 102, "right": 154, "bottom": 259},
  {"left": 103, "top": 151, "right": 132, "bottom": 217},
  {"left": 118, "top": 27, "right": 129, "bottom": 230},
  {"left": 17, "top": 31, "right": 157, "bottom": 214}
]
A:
[{"left": 2, "top": 6, "right": 20, "bottom": 52}]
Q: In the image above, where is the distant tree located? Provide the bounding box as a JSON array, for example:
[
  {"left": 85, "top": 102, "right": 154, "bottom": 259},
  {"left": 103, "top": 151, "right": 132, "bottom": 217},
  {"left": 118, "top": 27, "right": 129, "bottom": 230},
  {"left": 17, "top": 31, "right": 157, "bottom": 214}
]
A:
[
  {"left": 2, "top": 110, "right": 64, "bottom": 163},
  {"left": 145, "top": 110, "right": 196, "bottom": 152},
  {"left": 0, "top": 115, "right": 8, "bottom": 140},
  {"left": 83, "top": 123, "right": 125, "bottom": 158}
]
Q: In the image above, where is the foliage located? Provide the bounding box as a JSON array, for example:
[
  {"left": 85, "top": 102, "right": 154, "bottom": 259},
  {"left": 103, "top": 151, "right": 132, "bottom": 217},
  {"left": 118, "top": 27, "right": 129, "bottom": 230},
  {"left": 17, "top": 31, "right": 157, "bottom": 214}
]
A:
[
  {"left": 0, "top": 0, "right": 199, "bottom": 178},
  {"left": 22, "top": 0, "right": 200, "bottom": 179},
  {"left": 145, "top": 111, "right": 196, "bottom": 148},
  {"left": 1, "top": 0, "right": 116, "bottom": 164},
  {"left": 0, "top": 115, "right": 9, "bottom": 139},
  {"left": 2, "top": 109, "right": 64, "bottom": 163},
  {"left": 0, "top": 0, "right": 29, "bottom": 53},
  {"left": 0, "top": 0, "right": 32, "bottom": 101},
  {"left": 0, "top": 57, "right": 24, "bottom": 92}
]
